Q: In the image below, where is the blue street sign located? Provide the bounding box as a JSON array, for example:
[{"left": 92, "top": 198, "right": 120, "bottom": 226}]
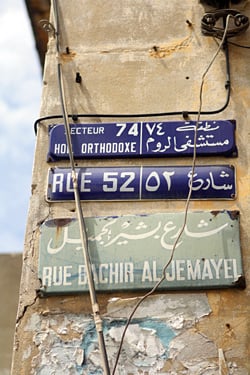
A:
[
  {"left": 47, "top": 120, "right": 237, "bottom": 161},
  {"left": 47, "top": 165, "right": 236, "bottom": 201}
]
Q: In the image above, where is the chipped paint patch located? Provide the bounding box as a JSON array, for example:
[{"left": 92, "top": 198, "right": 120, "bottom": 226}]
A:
[
  {"left": 106, "top": 293, "right": 211, "bottom": 328},
  {"left": 80, "top": 318, "right": 175, "bottom": 374},
  {"left": 166, "top": 330, "right": 219, "bottom": 374},
  {"left": 22, "top": 346, "right": 32, "bottom": 361},
  {"left": 25, "top": 294, "right": 213, "bottom": 374},
  {"left": 110, "top": 320, "right": 174, "bottom": 368},
  {"left": 31, "top": 327, "right": 84, "bottom": 374}
]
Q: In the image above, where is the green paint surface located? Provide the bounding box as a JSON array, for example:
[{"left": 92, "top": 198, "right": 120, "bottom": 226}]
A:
[{"left": 38, "top": 211, "right": 244, "bottom": 294}]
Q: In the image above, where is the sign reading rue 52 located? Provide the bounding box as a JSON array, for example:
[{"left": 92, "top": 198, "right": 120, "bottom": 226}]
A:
[{"left": 47, "top": 165, "right": 236, "bottom": 201}]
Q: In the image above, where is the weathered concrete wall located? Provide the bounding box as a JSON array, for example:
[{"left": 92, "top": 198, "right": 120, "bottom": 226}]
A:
[{"left": 12, "top": 1, "right": 250, "bottom": 374}]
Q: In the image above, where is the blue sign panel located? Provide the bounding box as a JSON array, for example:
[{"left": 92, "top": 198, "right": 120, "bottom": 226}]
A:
[
  {"left": 47, "top": 165, "right": 236, "bottom": 201},
  {"left": 47, "top": 120, "right": 237, "bottom": 161},
  {"left": 38, "top": 211, "right": 244, "bottom": 294}
]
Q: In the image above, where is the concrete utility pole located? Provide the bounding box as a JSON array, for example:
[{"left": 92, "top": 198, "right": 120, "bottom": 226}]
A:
[{"left": 12, "top": 1, "right": 250, "bottom": 374}]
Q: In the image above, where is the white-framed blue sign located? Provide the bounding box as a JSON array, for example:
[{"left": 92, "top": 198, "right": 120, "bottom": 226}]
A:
[
  {"left": 38, "top": 211, "right": 244, "bottom": 295},
  {"left": 47, "top": 165, "right": 236, "bottom": 201},
  {"left": 47, "top": 120, "right": 237, "bottom": 161}
]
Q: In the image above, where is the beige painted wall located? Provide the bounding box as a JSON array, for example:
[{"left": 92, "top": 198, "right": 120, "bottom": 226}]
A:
[
  {"left": 11, "top": 1, "right": 250, "bottom": 374},
  {"left": 0, "top": 254, "right": 22, "bottom": 375}
]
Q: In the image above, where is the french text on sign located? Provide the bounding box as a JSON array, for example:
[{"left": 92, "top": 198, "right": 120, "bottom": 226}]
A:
[
  {"left": 38, "top": 211, "right": 244, "bottom": 294},
  {"left": 47, "top": 165, "right": 236, "bottom": 201},
  {"left": 47, "top": 120, "right": 237, "bottom": 161}
]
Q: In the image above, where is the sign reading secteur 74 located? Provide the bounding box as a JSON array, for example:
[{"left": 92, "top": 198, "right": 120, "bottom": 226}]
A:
[{"left": 47, "top": 120, "right": 237, "bottom": 161}]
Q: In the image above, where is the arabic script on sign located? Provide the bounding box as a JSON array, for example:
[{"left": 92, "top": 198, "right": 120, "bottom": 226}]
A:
[{"left": 47, "top": 217, "right": 228, "bottom": 255}]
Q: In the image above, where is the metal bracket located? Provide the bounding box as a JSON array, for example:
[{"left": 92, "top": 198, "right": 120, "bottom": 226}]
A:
[
  {"left": 39, "top": 19, "right": 56, "bottom": 38},
  {"left": 201, "top": 9, "right": 249, "bottom": 38}
]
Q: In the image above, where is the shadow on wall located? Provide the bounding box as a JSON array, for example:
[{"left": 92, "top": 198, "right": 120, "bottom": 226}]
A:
[{"left": 0, "top": 254, "right": 22, "bottom": 375}]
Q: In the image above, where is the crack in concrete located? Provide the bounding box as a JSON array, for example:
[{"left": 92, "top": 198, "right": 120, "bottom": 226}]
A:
[{"left": 16, "top": 293, "right": 40, "bottom": 327}]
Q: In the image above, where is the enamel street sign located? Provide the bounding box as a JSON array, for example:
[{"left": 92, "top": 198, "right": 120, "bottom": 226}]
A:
[
  {"left": 38, "top": 211, "right": 244, "bottom": 295},
  {"left": 47, "top": 120, "right": 237, "bottom": 161},
  {"left": 47, "top": 165, "right": 236, "bottom": 201}
]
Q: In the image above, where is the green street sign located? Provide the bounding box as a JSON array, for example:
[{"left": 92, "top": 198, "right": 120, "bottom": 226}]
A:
[{"left": 38, "top": 211, "right": 244, "bottom": 295}]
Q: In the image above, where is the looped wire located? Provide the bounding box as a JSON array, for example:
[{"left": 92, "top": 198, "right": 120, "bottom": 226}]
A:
[
  {"left": 201, "top": 9, "right": 249, "bottom": 39},
  {"left": 39, "top": 19, "right": 56, "bottom": 38}
]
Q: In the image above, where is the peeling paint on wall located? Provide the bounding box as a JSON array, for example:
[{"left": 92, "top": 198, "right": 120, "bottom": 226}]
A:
[
  {"left": 167, "top": 330, "right": 218, "bottom": 374},
  {"left": 23, "top": 294, "right": 219, "bottom": 374}
]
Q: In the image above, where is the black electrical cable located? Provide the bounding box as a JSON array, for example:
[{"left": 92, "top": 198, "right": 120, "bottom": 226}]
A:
[
  {"left": 34, "top": 39, "right": 231, "bottom": 135},
  {"left": 228, "top": 40, "right": 250, "bottom": 49}
]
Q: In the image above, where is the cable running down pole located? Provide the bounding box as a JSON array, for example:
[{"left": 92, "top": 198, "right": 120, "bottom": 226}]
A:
[
  {"left": 51, "top": 1, "right": 110, "bottom": 374},
  {"left": 111, "top": 13, "right": 232, "bottom": 375}
]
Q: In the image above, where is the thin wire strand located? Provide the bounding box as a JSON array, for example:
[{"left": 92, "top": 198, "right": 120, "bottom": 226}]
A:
[
  {"left": 111, "top": 14, "right": 231, "bottom": 375},
  {"left": 51, "top": 1, "right": 110, "bottom": 374}
]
